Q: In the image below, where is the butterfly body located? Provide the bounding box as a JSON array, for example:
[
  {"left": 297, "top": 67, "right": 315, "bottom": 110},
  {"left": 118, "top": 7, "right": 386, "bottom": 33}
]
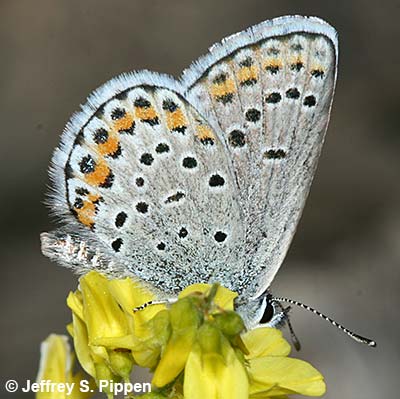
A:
[{"left": 42, "top": 15, "right": 338, "bottom": 327}]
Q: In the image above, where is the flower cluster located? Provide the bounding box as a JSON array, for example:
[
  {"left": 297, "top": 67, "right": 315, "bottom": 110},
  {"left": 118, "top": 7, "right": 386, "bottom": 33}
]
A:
[{"left": 37, "top": 271, "right": 326, "bottom": 398}]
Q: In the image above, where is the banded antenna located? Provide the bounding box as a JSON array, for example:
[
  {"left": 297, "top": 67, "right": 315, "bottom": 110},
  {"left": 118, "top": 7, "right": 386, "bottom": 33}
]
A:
[
  {"left": 272, "top": 296, "right": 376, "bottom": 347},
  {"left": 274, "top": 302, "right": 302, "bottom": 351}
]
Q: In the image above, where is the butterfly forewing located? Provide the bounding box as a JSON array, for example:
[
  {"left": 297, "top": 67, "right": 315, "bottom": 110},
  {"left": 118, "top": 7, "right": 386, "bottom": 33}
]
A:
[{"left": 183, "top": 18, "right": 337, "bottom": 298}]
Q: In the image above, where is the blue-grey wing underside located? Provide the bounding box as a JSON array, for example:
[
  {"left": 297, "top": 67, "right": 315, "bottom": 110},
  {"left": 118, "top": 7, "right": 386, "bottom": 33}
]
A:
[{"left": 41, "top": 16, "right": 338, "bottom": 304}]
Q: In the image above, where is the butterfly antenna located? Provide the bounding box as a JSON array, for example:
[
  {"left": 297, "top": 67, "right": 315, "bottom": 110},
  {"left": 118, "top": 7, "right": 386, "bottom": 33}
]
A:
[
  {"left": 275, "top": 302, "right": 301, "bottom": 351},
  {"left": 285, "top": 309, "right": 302, "bottom": 351},
  {"left": 272, "top": 296, "right": 376, "bottom": 347}
]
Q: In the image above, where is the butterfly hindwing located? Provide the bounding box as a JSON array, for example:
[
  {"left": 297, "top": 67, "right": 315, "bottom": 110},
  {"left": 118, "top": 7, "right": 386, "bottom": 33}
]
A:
[
  {"left": 46, "top": 77, "right": 245, "bottom": 295},
  {"left": 182, "top": 16, "right": 338, "bottom": 297}
]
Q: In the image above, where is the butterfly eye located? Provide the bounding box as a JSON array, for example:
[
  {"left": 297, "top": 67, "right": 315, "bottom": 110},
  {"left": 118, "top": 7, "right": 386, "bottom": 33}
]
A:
[{"left": 259, "top": 297, "right": 274, "bottom": 324}]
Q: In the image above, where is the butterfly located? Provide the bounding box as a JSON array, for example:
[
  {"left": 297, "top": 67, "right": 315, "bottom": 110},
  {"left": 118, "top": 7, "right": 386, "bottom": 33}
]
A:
[{"left": 41, "top": 15, "right": 340, "bottom": 333}]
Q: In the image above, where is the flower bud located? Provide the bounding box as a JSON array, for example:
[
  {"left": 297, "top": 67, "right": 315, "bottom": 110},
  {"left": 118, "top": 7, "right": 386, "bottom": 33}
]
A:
[
  {"left": 213, "top": 310, "right": 245, "bottom": 337},
  {"left": 197, "top": 323, "right": 223, "bottom": 355},
  {"left": 108, "top": 349, "right": 134, "bottom": 381},
  {"left": 152, "top": 298, "right": 201, "bottom": 387},
  {"left": 94, "top": 362, "right": 120, "bottom": 399}
]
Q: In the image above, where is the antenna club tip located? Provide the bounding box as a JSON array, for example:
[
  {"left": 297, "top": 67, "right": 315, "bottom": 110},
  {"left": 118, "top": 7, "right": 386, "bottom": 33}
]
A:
[{"left": 275, "top": 296, "right": 376, "bottom": 348}]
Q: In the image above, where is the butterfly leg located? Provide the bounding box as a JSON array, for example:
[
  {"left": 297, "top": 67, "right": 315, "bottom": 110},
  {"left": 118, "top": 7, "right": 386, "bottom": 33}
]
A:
[
  {"left": 273, "top": 302, "right": 301, "bottom": 351},
  {"left": 133, "top": 298, "right": 177, "bottom": 313}
]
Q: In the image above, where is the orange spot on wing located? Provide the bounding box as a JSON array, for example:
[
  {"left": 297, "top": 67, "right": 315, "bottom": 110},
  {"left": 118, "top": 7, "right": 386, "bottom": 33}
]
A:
[
  {"left": 166, "top": 109, "right": 186, "bottom": 130},
  {"left": 196, "top": 125, "right": 215, "bottom": 141},
  {"left": 311, "top": 64, "right": 325, "bottom": 76},
  {"left": 97, "top": 134, "right": 119, "bottom": 156},
  {"left": 135, "top": 106, "right": 158, "bottom": 120},
  {"left": 84, "top": 159, "right": 110, "bottom": 187},
  {"left": 210, "top": 78, "right": 236, "bottom": 97},
  {"left": 263, "top": 59, "right": 282, "bottom": 69},
  {"left": 75, "top": 200, "right": 96, "bottom": 228},
  {"left": 113, "top": 114, "right": 134, "bottom": 131},
  {"left": 290, "top": 56, "right": 304, "bottom": 67},
  {"left": 237, "top": 65, "right": 258, "bottom": 83},
  {"left": 88, "top": 193, "right": 101, "bottom": 203},
  {"left": 74, "top": 192, "right": 103, "bottom": 228}
]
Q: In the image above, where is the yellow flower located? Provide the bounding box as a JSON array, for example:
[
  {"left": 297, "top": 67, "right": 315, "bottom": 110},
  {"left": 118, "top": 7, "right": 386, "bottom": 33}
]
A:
[
  {"left": 243, "top": 328, "right": 326, "bottom": 398},
  {"left": 62, "top": 271, "right": 325, "bottom": 398},
  {"left": 36, "top": 334, "right": 95, "bottom": 399},
  {"left": 67, "top": 273, "right": 136, "bottom": 395},
  {"left": 184, "top": 323, "right": 249, "bottom": 398},
  {"left": 152, "top": 296, "right": 201, "bottom": 387},
  {"left": 66, "top": 271, "right": 168, "bottom": 397}
]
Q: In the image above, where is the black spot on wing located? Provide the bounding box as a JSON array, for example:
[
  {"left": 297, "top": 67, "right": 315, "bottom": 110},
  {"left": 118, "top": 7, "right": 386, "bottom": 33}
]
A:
[
  {"left": 228, "top": 130, "right": 245, "bottom": 148},
  {"left": 112, "top": 238, "right": 123, "bottom": 252},
  {"left": 209, "top": 174, "right": 225, "bottom": 187},
  {"left": 245, "top": 108, "right": 261, "bottom": 122},
  {"left": 214, "top": 231, "right": 227, "bottom": 242},
  {"left": 115, "top": 212, "right": 127, "bottom": 228},
  {"left": 109, "top": 144, "right": 122, "bottom": 159},
  {"left": 74, "top": 198, "right": 84, "bottom": 209},
  {"left": 182, "top": 157, "right": 197, "bottom": 169},
  {"left": 178, "top": 227, "right": 188, "bottom": 238},
  {"left": 172, "top": 126, "right": 187, "bottom": 134},
  {"left": 93, "top": 128, "right": 109, "bottom": 144},
  {"left": 240, "top": 78, "right": 257, "bottom": 87},
  {"left": 286, "top": 88, "right": 300, "bottom": 99},
  {"left": 75, "top": 187, "right": 89, "bottom": 196},
  {"left": 135, "top": 177, "right": 144, "bottom": 187},
  {"left": 311, "top": 69, "right": 325, "bottom": 78},
  {"left": 111, "top": 108, "right": 126, "bottom": 120},
  {"left": 216, "top": 93, "right": 234, "bottom": 104},
  {"left": 136, "top": 202, "right": 149, "bottom": 214},
  {"left": 79, "top": 155, "right": 96, "bottom": 174},
  {"left": 291, "top": 61, "right": 304, "bottom": 71},
  {"left": 157, "top": 242, "right": 166, "bottom": 250},
  {"left": 155, "top": 143, "right": 170, "bottom": 154},
  {"left": 303, "top": 95, "right": 316, "bottom": 107},
  {"left": 140, "top": 153, "right": 154, "bottom": 166},
  {"left": 265, "top": 92, "right": 282, "bottom": 104},
  {"left": 143, "top": 117, "right": 160, "bottom": 126},
  {"left": 134, "top": 98, "right": 151, "bottom": 108},
  {"left": 165, "top": 191, "right": 185, "bottom": 204},
  {"left": 213, "top": 73, "right": 227, "bottom": 84},
  {"left": 239, "top": 57, "right": 253, "bottom": 67},
  {"left": 99, "top": 171, "right": 114, "bottom": 188},
  {"left": 264, "top": 149, "right": 286, "bottom": 159},
  {"left": 162, "top": 99, "right": 178, "bottom": 112}
]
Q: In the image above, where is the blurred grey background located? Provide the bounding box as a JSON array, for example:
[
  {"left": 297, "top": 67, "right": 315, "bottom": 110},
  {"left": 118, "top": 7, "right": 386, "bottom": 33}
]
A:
[{"left": 1, "top": 0, "right": 399, "bottom": 398}]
